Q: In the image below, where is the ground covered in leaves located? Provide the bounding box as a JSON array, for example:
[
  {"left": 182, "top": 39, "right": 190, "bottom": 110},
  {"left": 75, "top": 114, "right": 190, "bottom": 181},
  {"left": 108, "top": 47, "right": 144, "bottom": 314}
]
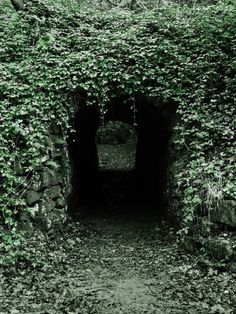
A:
[{"left": 1, "top": 211, "right": 236, "bottom": 314}]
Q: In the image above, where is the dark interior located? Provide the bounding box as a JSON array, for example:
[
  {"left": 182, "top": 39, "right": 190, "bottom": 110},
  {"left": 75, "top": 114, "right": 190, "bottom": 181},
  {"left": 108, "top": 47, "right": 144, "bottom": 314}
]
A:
[{"left": 68, "top": 96, "right": 175, "bottom": 219}]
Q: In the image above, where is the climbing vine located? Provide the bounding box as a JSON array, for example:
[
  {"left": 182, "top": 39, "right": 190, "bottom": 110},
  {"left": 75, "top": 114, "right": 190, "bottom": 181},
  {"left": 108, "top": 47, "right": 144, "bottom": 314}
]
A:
[{"left": 0, "top": 0, "right": 235, "bottom": 263}]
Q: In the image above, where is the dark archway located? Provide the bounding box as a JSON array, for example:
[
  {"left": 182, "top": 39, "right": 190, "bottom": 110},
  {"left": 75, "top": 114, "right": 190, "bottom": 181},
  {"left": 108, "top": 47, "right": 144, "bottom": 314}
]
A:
[
  {"left": 135, "top": 101, "right": 172, "bottom": 218},
  {"left": 68, "top": 95, "right": 176, "bottom": 219},
  {"left": 68, "top": 105, "right": 100, "bottom": 217}
]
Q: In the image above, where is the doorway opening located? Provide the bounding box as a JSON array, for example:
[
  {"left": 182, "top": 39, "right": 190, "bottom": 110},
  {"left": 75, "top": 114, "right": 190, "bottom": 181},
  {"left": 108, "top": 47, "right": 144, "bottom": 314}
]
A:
[{"left": 68, "top": 96, "right": 176, "bottom": 219}]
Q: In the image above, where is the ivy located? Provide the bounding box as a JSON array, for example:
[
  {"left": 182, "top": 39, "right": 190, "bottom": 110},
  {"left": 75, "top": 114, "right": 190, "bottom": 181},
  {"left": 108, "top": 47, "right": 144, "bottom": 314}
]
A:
[{"left": 0, "top": 0, "right": 236, "bottom": 263}]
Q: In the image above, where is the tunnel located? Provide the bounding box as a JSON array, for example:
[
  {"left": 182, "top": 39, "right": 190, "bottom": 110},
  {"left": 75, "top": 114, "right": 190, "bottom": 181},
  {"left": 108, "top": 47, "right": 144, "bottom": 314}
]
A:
[{"left": 68, "top": 95, "right": 176, "bottom": 220}]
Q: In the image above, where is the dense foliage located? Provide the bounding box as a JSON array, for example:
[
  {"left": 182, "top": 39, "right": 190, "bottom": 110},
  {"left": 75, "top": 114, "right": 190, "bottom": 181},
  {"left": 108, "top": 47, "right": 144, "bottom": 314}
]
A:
[
  {"left": 96, "top": 121, "right": 136, "bottom": 144},
  {"left": 0, "top": 0, "right": 235, "bottom": 263}
]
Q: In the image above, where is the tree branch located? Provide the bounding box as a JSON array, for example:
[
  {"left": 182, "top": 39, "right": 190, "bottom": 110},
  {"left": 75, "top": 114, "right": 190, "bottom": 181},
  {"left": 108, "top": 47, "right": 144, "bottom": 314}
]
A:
[
  {"left": 105, "top": 0, "right": 122, "bottom": 7},
  {"left": 104, "top": 0, "right": 133, "bottom": 9},
  {"left": 10, "top": 0, "right": 25, "bottom": 11}
]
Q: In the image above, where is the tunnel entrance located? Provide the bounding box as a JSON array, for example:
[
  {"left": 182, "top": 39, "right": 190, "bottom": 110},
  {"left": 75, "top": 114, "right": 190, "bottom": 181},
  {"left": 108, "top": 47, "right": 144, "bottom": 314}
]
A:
[
  {"left": 96, "top": 120, "right": 137, "bottom": 215},
  {"left": 68, "top": 96, "right": 176, "bottom": 220}
]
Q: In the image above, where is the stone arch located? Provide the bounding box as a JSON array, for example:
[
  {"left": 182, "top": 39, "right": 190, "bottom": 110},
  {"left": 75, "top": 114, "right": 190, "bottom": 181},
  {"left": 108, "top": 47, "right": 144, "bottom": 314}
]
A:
[
  {"left": 67, "top": 93, "right": 177, "bottom": 219},
  {"left": 21, "top": 92, "right": 177, "bottom": 231}
]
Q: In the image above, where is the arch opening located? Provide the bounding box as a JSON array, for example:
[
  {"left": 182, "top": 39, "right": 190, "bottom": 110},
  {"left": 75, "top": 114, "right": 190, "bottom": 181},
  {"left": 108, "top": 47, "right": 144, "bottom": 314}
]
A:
[{"left": 68, "top": 96, "right": 176, "bottom": 219}]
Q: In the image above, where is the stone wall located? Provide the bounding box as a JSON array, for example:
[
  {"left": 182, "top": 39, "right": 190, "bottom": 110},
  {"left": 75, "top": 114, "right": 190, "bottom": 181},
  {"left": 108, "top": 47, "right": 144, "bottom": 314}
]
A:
[
  {"left": 21, "top": 122, "right": 72, "bottom": 233},
  {"left": 167, "top": 130, "right": 236, "bottom": 263}
]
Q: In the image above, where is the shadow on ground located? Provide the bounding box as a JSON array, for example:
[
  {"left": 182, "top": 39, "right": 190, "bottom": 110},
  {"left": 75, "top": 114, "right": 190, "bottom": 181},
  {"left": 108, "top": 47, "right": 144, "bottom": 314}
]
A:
[{"left": 1, "top": 210, "right": 236, "bottom": 314}]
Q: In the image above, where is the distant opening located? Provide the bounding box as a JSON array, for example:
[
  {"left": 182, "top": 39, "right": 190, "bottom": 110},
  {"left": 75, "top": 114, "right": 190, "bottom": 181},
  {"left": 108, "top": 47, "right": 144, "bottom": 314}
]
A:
[
  {"left": 68, "top": 96, "right": 176, "bottom": 219},
  {"left": 96, "top": 120, "right": 137, "bottom": 214}
]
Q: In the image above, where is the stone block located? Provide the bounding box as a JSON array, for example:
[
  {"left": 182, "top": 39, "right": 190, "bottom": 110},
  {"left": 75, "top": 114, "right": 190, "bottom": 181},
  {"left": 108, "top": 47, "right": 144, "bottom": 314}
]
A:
[
  {"left": 56, "top": 193, "right": 66, "bottom": 208},
  {"left": 211, "top": 200, "right": 236, "bottom": 228},
  {"left": 52, "top": 172, "right": 63, "bottom": 185},
  {"left": 47, "top": 208, "right": 67, "bottom": 226},
  {"left": 204, "top": 237, "right": 236, "bottom": 261},
  {"left": 40, "top": 169, "right": 63, "bottom": 188},
  {"left": 44, "top": 186, "right": 61, "bottom": 199},
  {"left": 30, "top": 203, "right": 40, "bottom": 218},
  {"left": 40, "top": 169, "right": 53, "bottom": 188},
  {"left": 40, "top": 197, "right": 56, "bottom": 213},
  {"left": 26, "top": 190, "right": 42, "bottom": 205}
]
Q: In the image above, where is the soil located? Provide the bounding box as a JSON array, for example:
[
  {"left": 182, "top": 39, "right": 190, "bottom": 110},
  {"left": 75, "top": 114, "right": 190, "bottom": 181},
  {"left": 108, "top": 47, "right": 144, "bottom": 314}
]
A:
[{"left": 1, "top": 210, "right": 236, "bottom": 314}]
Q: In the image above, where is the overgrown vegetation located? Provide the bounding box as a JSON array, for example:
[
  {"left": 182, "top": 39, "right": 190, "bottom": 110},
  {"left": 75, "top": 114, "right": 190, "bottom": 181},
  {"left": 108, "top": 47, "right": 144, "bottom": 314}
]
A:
[
  {"left": 96, "top": 121, "right": 136, "bottom": 144},
  {"left": 0, "top": 0, "right": 235, "bottom": 264}
]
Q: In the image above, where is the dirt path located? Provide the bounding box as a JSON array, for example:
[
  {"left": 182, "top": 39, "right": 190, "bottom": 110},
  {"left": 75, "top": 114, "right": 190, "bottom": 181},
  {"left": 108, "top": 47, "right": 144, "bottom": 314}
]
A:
[{"left": 1, "top": 212, "right": 235, "bottom": 314}]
